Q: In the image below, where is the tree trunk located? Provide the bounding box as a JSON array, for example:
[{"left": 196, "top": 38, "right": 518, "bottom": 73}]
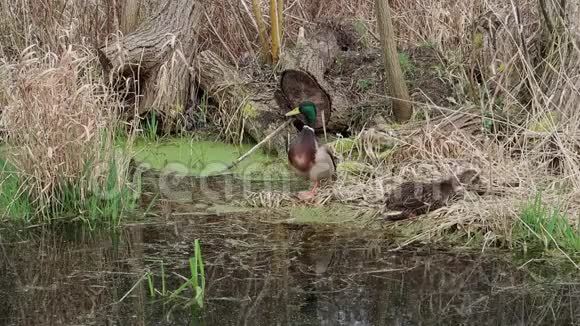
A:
[
  {"left": 541, "top": 0, "right": 580, "bottom": 117},
  {"left": 375, "top": 0, "right": 412, "bottom": 122},
  {"left": 251, "top": 0, "right": 270, "bottom": 63},
  {"left": 119, "top": 0, "right": 142, "bottom": 34},
  {"left": 99, "top": 0, "right": 201, "bottom": 132}
]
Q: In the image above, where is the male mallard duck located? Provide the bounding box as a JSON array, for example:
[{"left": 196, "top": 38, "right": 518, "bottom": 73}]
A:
[
  {"left": 384, "top": 168, "right": 480, "bottom": 221},
  {"left": 285, "top": 101, "right": 336, "bottom": 201}
]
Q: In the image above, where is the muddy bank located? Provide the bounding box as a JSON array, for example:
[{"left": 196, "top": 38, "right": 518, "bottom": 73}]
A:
[{"left": 2, "top": 138, "right": 578, "bottom": 324}]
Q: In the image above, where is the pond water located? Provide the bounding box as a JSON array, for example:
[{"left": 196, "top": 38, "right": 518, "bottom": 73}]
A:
[
  {"left": 1, "top": 211, "right": 579, "bottom": 325},
  {"left": 1, "top": 142, "right": 579, "bottom": 325}
]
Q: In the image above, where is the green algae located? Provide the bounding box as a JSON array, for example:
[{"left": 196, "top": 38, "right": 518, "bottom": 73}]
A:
[{"left": 129, "top": 138, "right": 293, "bottom": 180}]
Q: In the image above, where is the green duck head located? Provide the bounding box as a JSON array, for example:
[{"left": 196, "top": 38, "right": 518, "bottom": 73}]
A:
[{"left": 285, "top": 101, "right": 317, "bottom": 128}]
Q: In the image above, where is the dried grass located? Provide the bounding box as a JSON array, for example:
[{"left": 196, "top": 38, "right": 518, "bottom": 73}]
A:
[
  {"left": 2, "top": 46, "right": 133, "bottom": 219},
  {"left": 0, "top": 0, "right": 578, "bottom": 248},
  {"left": 0, "top": 0, "right": 112, "bottom": 59},
  {"left": 321, "top": 102, "right": 580, "bottom": 250},
  {"left": 229, "top": 0, "right": 580, "bottom": 249}
]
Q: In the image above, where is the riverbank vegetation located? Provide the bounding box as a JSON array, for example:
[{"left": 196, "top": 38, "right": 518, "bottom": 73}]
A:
[
  {"left": 0, "top": 0, "right": 578, "bottom": 261},
  {"left": 0, "top": 49, "right": 138, "bottom": 226}
]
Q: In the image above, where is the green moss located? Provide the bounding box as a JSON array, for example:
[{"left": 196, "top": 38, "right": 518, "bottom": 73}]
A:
[
  {"left": 285, "top": 204, "right": 367, "bottom": 225},
  {"left": 241, "top": 102, "right": 259, "bottom": 120},
  {"left": 336, "top": 161, "right": 373, "bottom": 175},
  {"left": 529, "top": 112, "right": 560, "bottom": 132},
  {"left": 329, "top": 138, "right": 358, "bottom": 155}
]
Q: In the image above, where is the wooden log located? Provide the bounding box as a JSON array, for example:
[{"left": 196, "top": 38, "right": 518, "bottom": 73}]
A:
[{"left": 196, "top": 50, "right": 291, "bottom": 156}]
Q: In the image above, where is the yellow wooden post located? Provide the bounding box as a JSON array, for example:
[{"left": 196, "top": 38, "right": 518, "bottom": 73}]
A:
[
  {"left": 251, "top": 0, "right": 270, "bottom": 63},
  {"left": 270, "top": 0, "right": 279, "bottom": 63}
]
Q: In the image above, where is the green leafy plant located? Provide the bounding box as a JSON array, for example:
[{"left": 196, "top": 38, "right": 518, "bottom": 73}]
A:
[
  {"left": 144, "top": 112, "right": 159, "bottom": 142},
  {"left": 515, "top": 192, "right": 580, "bottom": 255},
  {"left": 146, "top": 239, "right": 206, "bottom": 309},
  {"left": 356, "top": 78, "right": 375, "bottom": 92},
  {"left": 0, "top": 158, "right": 32, "bottom": 222},
  {"left": 398, "top": 52, "right": 416, "bottom": 77}
]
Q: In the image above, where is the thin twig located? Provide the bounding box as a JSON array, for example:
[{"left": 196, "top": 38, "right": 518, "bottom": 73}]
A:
[
  {"left": 538, "top": 0, "right": 555, "bottom": 35},
  {"left": 321, "top": 109, "right": 327, "bottom": 142},
  {"left": 116, "top": 272, "right": 147, "bottom": 304},
  {"left": 224, "top": 119, "right": 292, "bottom": 171},
  {"left": 203, "top": 10, "right": 237, "bottom": 66},
  {"left": 540, "top": 223, "right": 580, "bottom": 271}
]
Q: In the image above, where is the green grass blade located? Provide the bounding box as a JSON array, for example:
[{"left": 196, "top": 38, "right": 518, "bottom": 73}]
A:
[{"left": 146, "top": 272, "right": 155, "bottom": 298}]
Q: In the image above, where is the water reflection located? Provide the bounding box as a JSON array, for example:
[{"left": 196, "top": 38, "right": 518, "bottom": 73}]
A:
[{"left": 1, "top": 216, "right": 579, "bottom": 325}]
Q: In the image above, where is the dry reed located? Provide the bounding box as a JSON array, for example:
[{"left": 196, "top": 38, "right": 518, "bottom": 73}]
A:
[
  {"left": 0, "top": 0, "right": 578, "bottom": 248},
  {"left": 189, "top": 0, "right": 580, "bottom": 251},
  {"left": 2, "top": 46, "right": 132, "bottom": 218}
]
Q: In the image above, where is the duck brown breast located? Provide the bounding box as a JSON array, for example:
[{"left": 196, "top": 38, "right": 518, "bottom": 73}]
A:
[{"left": 288, "top": 143, "right": 316, "bottom": 172}]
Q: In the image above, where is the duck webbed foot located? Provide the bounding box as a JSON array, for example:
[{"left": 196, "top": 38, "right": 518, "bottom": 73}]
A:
[
  {"left": 295, "top": 180, "right": 320, "bottom": 202},
  {"left": 296, "top": 191, "right": 316, "bottom": 202}
]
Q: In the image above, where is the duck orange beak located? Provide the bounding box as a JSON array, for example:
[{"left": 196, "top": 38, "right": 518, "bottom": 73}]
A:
[{"left": 285, "top": 107, "right": 301, "bottom": 116}]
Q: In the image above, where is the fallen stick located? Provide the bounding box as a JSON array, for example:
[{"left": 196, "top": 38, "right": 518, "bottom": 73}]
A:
[{"left": 224, "top": 119, "right": 292, "bottom": 171}]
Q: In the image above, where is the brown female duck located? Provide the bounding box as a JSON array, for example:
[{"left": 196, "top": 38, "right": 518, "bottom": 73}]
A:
[{"left": 384, "top": 168, "right": 480, "bottom": 221}]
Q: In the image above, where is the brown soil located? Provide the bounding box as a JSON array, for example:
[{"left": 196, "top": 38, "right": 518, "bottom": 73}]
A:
[
  {"left": 406, "top": 46, "right": 453, "bottom": 108},
  {"left": 325, "top": 45, "right": 454, "bottom": 127}
]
